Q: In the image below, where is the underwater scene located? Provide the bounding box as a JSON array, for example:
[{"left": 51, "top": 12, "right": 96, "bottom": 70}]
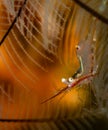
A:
[{"left": 0, "top": 0, "right": 108, "bottom": 129}]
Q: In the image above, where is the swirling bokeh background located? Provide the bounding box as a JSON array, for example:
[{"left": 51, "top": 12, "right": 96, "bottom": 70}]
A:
[{"left": 0, "top": 0, "right": 108, "bottom": 129}]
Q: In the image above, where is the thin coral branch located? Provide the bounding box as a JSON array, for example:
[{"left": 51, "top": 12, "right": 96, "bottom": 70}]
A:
[
  {"left": 71, "top": 0, "right": 108, "bottom": 24},
  {"left": 0, "top": 118, "right": 54, "bottom": 122},
  {"left": 0, "top": 0, "right": 27, "bottom": 46}
]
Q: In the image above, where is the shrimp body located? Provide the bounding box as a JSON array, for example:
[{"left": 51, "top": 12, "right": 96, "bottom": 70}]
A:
[{"left": 76, "top": 38, "right": 95, "bottom": 75}]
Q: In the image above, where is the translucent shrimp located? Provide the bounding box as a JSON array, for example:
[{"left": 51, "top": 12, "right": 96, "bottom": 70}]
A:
[{"left": 41, "top": 21, "right": 98, "bottom": 104}]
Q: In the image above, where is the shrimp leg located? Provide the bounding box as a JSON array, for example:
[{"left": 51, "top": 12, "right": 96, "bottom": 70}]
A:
[{"left": 72, "top": 55, "right": 84, "bottom": 79}]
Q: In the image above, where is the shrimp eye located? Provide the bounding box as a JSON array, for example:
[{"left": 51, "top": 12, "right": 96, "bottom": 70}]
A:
[
  {"left": 61, "top": 78, "right": 67, "bottom": 83},
  {"left": 75, "top": 45, "right": 80, "bottom": 50},
  {"left": 68, "top": 77, "right": 74, "bottom": 82}
]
